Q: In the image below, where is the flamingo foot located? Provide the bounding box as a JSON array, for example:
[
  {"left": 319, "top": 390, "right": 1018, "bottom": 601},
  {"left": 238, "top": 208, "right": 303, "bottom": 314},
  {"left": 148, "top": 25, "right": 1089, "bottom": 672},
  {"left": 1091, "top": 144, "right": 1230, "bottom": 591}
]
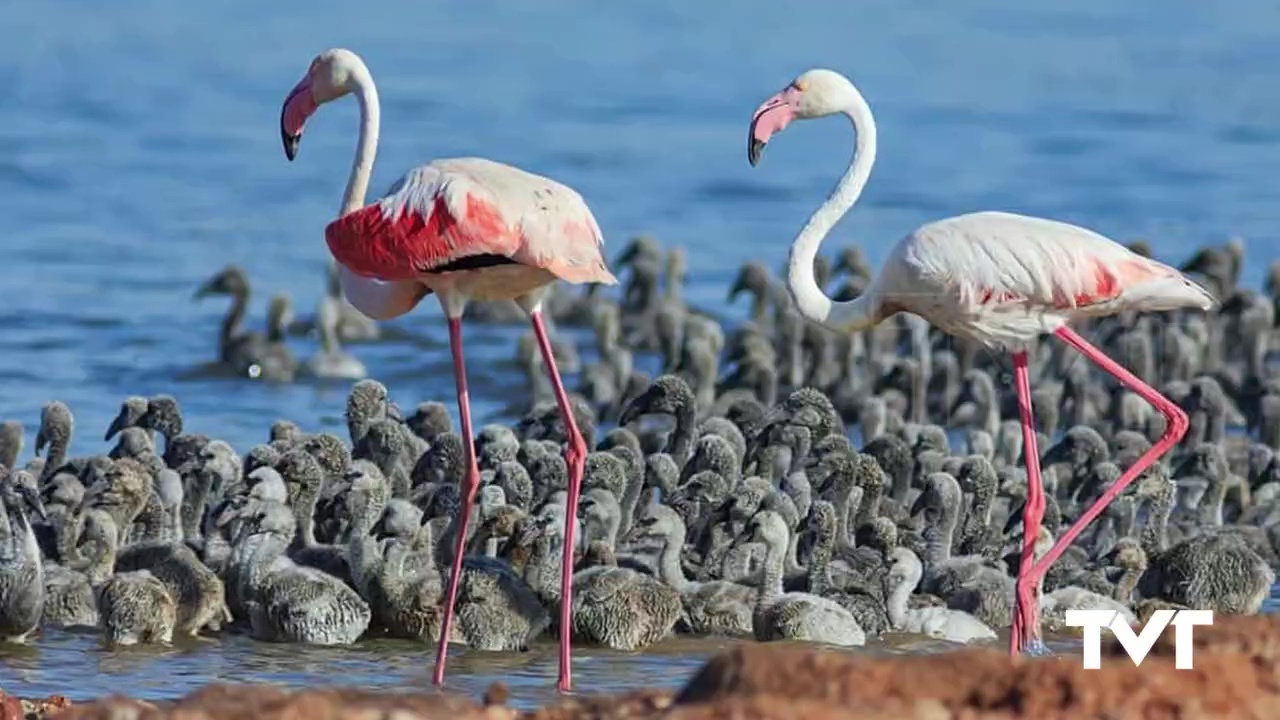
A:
[
  {"left": 1023, "top": 638, "right": 1053, "bottom": 657},
  {"left": 1012, "top": 575, "right": 1043, "bottom": 654}
]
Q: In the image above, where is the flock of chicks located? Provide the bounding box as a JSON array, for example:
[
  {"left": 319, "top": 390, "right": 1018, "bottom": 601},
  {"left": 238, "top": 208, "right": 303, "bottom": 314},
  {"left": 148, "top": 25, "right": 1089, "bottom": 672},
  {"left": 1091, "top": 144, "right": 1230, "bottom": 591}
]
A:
[{"left": 0, "top": 234, "right": 1278, "bottom": 659}]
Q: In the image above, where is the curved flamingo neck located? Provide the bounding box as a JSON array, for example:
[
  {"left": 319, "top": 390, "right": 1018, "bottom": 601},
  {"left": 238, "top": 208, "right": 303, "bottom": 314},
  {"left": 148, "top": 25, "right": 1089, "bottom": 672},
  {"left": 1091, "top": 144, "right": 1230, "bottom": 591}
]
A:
[
  {"left": 786, "top": 87, "right": 878, "bottom": 331},
  {"left": 340, "top": 67, "right": 381, "bottom": 216}
]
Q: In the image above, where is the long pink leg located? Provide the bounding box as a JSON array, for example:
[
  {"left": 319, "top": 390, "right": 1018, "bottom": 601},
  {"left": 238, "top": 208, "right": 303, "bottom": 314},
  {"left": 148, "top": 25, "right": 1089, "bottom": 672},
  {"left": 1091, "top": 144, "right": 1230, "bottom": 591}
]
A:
[
  {"left": 530, "top": 309, "right": 588, "bottom": 693},
  {"left": 1022, "top": 326, "right": 1190, "bottom": 614},
  {"left": 432, "top": 316, "right": 482, "bottom": 686},
  {"left": 1009, "top": 350, "right": 1045, "bottom": 655}
]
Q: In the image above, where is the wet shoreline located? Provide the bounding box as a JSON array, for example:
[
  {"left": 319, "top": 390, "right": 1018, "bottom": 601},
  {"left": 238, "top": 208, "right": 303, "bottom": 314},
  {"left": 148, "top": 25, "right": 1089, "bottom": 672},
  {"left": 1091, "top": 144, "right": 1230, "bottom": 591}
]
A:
[{"left": 20, "top": 613, "right": 1280, "bottom": 720}]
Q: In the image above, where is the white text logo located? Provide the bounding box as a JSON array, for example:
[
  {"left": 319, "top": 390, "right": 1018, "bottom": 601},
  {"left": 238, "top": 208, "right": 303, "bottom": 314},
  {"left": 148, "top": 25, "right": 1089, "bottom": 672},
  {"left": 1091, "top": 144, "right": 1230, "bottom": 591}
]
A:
[{"left": 1064, "top": 609, "right": 1213, "bottom": 669}]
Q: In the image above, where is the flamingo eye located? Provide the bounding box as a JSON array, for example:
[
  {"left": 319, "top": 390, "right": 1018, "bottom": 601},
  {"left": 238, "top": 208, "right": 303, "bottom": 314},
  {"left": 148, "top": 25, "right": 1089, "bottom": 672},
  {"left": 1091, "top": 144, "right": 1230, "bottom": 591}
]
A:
[{"left": 792, "top": 79, "right": 808, "bottom": 92}]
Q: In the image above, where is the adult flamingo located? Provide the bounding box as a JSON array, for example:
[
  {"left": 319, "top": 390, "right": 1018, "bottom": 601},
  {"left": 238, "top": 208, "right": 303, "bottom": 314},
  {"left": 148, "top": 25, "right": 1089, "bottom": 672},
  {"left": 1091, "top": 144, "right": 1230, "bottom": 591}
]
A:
[
  {"left": 280, "top": 48, "right": 616, "bottom": 691},
  {"left": 747, "top": 68, "right": 1213, "bottom": 655}
]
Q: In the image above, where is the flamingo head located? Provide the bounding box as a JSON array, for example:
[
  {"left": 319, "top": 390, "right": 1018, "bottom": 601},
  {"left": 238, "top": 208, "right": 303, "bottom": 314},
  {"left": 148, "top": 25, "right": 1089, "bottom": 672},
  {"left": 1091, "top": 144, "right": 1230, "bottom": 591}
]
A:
[
  {"left": 281, "top": 48, "right": 369, "bottom": 161},
  {"left": 748, "top": 68, "right": 858, "bottom": 166}
]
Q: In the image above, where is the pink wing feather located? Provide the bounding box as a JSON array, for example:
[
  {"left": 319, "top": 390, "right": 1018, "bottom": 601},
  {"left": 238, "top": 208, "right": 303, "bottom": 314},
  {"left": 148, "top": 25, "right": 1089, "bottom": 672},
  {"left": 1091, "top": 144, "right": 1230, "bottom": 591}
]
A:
[{"left": 326, "top": 157, "right": 617, "bottom": 286}]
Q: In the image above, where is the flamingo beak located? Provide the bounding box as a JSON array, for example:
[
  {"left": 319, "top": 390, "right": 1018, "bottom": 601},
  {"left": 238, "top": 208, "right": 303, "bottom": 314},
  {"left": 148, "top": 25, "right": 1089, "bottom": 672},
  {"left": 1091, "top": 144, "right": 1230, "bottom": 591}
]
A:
[
  {"left": 193, "top": 276, "right": 221, "bottom": 300},
  {"left": 910, "top": 493, "right": 929, "bottom": 518},
  {"left": 386, "top": 402, "right": 405, "bottom": 423},
  {"left": 728, "top": 269, "right": 748, "bottom": 300},
  {"left": 21, "top": 485, "right": 47, "bottom": 523},
  {"left": 104, "top": 411, "right": 127, "bottom": 442},
  {"left": 283, "top": 132, "right": 300, "bottom": 162},
  {"left": 281, "top": 76, "right": 317, "bottom": 162},
  {"left": 747, "top": 87, "right": 801, "bottom": 167},
  {"left": 517, "top": 521, "right": 543, "bottom": 547}
]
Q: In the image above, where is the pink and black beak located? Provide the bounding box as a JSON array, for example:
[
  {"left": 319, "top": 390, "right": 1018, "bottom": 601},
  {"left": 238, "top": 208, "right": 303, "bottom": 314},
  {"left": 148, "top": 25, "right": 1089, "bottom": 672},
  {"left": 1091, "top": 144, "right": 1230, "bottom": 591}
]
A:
[
  {"left": 282, "top": 132, "right": 300, "bottom": 162},
  {"left": 747, "top": 86, "right": 802, "bottom": 167},
  {"left": 280, "top": 75, "right": 317, "bottom": 162}
]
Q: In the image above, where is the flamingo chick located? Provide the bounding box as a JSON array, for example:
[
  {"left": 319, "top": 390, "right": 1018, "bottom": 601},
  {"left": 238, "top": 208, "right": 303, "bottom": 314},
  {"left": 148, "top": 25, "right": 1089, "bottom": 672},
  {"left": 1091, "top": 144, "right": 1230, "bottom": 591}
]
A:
[
  {"left": 747, "top": 68, "right": 1212, "bottom": 655},
  {"left": 280, "top": 48, "right": 617, "bottom": 691}
]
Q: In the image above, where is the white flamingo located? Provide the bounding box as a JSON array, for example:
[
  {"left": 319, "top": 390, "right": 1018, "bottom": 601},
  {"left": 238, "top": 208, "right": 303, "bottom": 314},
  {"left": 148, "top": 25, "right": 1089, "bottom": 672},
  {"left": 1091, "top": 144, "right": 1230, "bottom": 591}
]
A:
[
  {"left": 747, "top": 67, "right": 1213, "bottom": 655},
  {"left": 280, "top": 48, "right": 617, "bottom": 691}
]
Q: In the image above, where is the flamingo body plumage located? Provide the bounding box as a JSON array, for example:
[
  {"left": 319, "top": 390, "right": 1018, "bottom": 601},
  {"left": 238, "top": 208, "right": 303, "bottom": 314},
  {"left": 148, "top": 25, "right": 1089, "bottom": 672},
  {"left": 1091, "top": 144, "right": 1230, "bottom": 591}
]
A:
[
  {"left": 282, "top": 48, "right": 614, "bottom": 692},
  {"left": 749, "top": 67, "right": 1211, "bottom": 658},
  {"left": 861, "top": 211, "right": 1214, "bottom": 348},
  {"left": 326, "top": 159, "right": 616, "bottom": 295}
]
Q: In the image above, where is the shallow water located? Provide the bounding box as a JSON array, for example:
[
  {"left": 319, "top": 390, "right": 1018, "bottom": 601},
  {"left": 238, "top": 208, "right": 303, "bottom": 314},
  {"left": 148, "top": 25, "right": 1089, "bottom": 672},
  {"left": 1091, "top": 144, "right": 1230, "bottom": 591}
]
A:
[
  {"left": 0, "top": 627, "right": 1118, "bottom": 707},
  {"left": 1, "top": 0, "right": 1279, "bottom": 704},
  {"left": 4, "top": 598, "right": 1280, "bottom": 706}
]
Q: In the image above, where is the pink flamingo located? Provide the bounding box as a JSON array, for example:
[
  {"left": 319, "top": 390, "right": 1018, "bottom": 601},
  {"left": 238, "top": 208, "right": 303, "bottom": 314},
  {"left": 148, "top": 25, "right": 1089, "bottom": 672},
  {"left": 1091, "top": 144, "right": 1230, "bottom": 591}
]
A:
[
  {"left": 747, "top": 68, "right": 1214, "bottom": 654},
  {"left": 280, "top": 48, "right": 616, "bottom": 691}
]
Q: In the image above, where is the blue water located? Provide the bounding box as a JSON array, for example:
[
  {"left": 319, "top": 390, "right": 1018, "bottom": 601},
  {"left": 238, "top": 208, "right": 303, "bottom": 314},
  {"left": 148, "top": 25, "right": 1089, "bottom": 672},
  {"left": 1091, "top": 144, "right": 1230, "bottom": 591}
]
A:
[
  {"left": 0, "top": 0, "right": 1278, "bottom": 705},
  {"left": 2, "top": 0, "right": 1279, "bottom": 452}
]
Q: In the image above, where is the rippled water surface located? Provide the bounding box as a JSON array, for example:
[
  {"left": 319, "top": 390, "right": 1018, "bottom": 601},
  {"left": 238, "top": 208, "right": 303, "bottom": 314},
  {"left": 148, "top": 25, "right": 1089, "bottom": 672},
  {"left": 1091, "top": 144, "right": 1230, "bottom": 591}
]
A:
[
  {"left": 6, "top": 602, "right": 1280, "bottom": 708},
  {"left": 0, "top": 629, "right": 1112, "bottom": 708},
  {"left": 2, "top": 0, "right": 1280, "bottom": 704},
  {"left": 4, "top": 599, "right": 1280, "bottom": 707}
]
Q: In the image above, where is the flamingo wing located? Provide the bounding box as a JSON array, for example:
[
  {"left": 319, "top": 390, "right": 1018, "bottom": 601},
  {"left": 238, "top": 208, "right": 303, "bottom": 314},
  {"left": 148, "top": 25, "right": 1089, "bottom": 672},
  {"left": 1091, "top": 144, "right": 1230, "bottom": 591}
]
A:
[
  {"left": 325, "top": 157, "right": 617, "bottom": 286},
  {"left": 889, "top": 211, "right": 1214, "bottom": 315},
  {"left": 870, "top": 211, "right": 1214, "bottom": 346}
]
